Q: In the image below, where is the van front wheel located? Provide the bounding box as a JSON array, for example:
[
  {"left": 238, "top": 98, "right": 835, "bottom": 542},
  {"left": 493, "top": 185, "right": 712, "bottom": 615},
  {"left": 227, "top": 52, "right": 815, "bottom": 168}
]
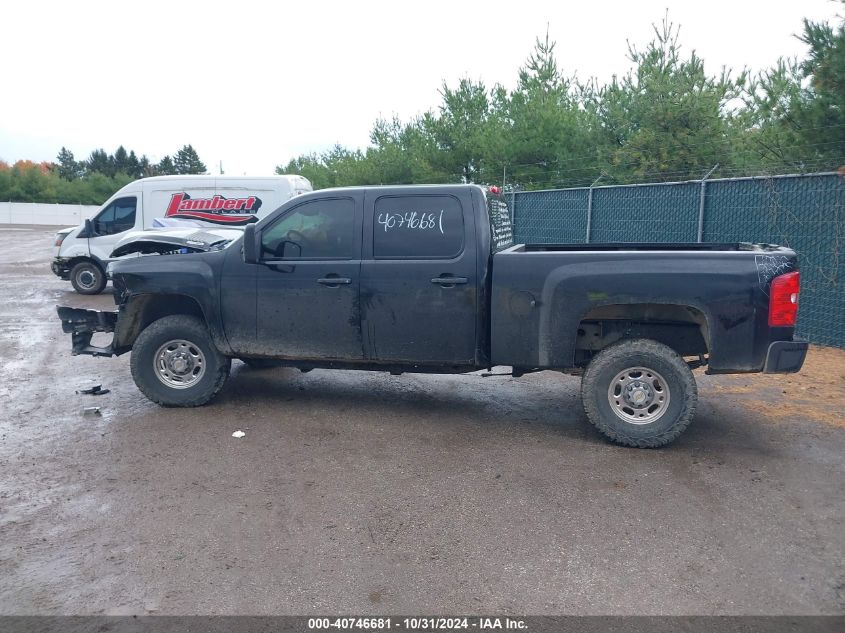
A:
[{"left": 70, "top": 261, "right": 106, "bottom": 295}]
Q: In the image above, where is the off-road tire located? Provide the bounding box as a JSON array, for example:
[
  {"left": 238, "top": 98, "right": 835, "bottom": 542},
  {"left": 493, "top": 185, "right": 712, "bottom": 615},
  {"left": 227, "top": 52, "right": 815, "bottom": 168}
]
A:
[
  {"left": 239, "top": 357, "right": 285, "bottom": 369},
  {"left": 581, "top": 338, "right": 697, "bottom": 448},
  {"left": 70, "top": 261, "right": 106, "bottom": 295},
  {"left": 130, "top": 316, "right": 231, "bottom": 407}
]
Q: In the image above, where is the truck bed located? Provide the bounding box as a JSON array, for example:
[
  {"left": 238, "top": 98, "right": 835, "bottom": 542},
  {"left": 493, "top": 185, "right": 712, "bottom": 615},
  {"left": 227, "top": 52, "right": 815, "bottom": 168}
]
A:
[{"left": 490, "top": 243, "right": 799, "bottom": 372}]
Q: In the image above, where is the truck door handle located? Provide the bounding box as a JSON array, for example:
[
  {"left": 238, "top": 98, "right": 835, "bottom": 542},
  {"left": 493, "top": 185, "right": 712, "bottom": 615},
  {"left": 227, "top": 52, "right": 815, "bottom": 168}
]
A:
[
  {"left": 430, "top": 276, "right": 468, "bottom": 286},
  {"left": 317, "top": 277, "right": 351, "bottom": 286}
]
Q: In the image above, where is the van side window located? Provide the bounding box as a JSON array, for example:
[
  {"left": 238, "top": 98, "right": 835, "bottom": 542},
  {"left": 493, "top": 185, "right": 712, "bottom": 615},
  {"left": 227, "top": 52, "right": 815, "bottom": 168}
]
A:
[
  {"left": 373, "top": 195, "right": 464, "bottom": 259},
  {"left": 261, "top": 197, "right": 355, "bottom": 259},
  {"left": 93, "top": 197, "right": 137, "bottom": 236}
]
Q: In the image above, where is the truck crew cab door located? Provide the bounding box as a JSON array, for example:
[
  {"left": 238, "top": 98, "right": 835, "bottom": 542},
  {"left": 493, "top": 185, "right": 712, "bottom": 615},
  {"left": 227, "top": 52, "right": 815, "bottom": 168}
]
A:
[
  {"left": 360, "top": 188, "right": 478, "bottom": 365},
  {"left": 253, "top": 193, "right": 364, "bottom": 360}
]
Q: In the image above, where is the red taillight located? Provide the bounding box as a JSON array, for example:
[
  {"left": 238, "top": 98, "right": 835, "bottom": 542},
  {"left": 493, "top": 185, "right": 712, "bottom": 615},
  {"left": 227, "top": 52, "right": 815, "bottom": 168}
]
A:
[{"left": 769, "top": 271, "right": 800, "bottom": 327}]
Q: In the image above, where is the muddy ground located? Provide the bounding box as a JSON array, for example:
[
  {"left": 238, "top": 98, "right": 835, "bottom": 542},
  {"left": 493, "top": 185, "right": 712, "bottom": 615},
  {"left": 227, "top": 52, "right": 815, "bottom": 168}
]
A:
[{"left": 0, "top": 225, "right": 843, "bottom": 615}]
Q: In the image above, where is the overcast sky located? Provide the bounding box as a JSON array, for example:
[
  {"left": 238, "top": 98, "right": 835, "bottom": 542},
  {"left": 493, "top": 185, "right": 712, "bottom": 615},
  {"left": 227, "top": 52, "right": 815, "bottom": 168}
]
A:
[{"left": 1, "top": 0, "right": 841, "bottom": 175}]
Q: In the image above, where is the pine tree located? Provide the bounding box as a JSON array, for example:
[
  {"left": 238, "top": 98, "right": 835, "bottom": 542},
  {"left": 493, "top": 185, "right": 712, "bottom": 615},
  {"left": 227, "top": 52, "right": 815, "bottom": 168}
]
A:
[
  {"left": 126, "top": 150, "right": 142, "bottom": 178},
  {"left": 139, "top": 155, "right": 154, "bottom": 177},
  {"left": 586, "top": 16, "right": 744, "bottom": 182},
  {"left": 56, "top": 147, "right": 81, "bottom": 180},
  {"left": 113, "top": 146, "right": 130, "bottom": 175},
  {"left": 85, "top": 148, "right": 116, "bottom": 177},
  {"left": 173, "top": 145, "right": 207, "bottom": 174},
  {"left": 156, "top": 155, "right": 176, "bottom": 175}
]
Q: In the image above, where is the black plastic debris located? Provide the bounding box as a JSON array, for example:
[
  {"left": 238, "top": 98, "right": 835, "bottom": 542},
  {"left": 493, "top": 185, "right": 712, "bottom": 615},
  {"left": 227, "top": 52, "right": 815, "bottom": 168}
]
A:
[{"left": 76, "top": 384, "right": 110, "bottom": 396}]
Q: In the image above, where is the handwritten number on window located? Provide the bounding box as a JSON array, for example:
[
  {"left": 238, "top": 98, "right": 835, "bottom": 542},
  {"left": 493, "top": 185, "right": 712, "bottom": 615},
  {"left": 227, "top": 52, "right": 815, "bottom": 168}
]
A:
[{"left": 377, "top": 210, "right": 445, "bottom": 235}]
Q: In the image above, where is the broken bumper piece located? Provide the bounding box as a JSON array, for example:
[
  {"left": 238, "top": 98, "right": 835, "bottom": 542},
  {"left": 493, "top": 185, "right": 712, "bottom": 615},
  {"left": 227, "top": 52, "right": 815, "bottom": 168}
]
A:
[
  {"left": 51, "top": 258, "right": 71, "bottom": 279},
  {"left": 57, "top": 306, "right": 118, "bottom": 357}
]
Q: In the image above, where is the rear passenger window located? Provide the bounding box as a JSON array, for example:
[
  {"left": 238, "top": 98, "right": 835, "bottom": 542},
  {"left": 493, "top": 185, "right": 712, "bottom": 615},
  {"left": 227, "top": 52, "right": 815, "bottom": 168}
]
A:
[{"left": 373, "top": 195, "right": 464, "bottom": 258}]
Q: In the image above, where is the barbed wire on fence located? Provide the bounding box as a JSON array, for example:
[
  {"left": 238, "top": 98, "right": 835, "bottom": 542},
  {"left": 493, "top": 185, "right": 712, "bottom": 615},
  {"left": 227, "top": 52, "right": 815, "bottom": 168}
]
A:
[{"left": 490, "top": 148, "right": 843, "bottom": 191}]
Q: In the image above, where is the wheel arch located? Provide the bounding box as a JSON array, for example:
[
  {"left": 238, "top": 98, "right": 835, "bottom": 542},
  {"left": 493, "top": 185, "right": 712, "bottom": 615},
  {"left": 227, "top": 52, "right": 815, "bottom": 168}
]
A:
[
  {"left": 114, "top": 294, "right": 208, "bottom": 353},
  {"left": 66, "top": 255, "right": 104, "bottom": 271},
  {"left": 573, "top": 302, "right": 712, "bottom": 367}
]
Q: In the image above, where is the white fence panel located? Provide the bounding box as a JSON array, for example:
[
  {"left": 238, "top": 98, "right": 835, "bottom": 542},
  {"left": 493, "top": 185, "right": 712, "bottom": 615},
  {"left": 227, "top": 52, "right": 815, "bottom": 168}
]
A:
[{"left": 0, "top": 202, "right": 100, "bottom": 226}]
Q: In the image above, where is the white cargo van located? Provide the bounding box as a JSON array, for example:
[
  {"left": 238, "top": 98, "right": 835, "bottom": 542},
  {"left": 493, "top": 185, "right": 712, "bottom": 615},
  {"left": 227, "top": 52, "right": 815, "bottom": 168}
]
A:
[{"left": 52, "top": 174, "right": 312, "bottom": 294}]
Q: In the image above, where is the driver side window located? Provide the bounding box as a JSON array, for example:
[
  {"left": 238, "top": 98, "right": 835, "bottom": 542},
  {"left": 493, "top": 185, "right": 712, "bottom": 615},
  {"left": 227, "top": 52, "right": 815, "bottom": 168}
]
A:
[
  {"left": 93, "top": 197, "right": 137, "bottom": 236},
  {"left": 261, "top": 197, "right": 355, "bottom": 259}
]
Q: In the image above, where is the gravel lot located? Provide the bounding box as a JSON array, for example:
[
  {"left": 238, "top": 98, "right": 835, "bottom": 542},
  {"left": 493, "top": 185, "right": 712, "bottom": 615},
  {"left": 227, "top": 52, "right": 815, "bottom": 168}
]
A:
[{"left": 1, "top": 225, "right": 843, "bottom": 615}]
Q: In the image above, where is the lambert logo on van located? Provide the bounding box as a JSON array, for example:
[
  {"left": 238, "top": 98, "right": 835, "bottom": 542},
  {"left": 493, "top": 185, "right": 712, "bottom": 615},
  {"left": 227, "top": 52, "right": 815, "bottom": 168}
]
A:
[{"left": 165, "top": 192, "right": 262, "bottom": 225}]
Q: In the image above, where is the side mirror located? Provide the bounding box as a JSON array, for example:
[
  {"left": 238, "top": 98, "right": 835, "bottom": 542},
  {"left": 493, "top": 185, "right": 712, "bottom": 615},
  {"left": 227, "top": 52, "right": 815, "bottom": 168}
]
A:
[
  {"left": 243, "top": 223, "right": 259, "bottom": 264},
  {"left": 82, "top": 218, "right": 96, "bottom": 238}
]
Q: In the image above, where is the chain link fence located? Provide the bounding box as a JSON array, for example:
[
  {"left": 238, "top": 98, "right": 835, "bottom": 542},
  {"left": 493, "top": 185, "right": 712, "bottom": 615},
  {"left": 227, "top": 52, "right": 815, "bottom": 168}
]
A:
[{"left": 509, "top": 172, "right": 844, "bottom": 348}]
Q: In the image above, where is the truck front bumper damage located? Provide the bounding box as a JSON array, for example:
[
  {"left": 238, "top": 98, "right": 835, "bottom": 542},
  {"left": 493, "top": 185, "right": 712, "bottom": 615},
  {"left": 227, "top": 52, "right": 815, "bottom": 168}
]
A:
[
  {"left": 51, "top": 257, "right": 71, "bottom": 280},
  {"left": 763, "top": 339, "right": 808, "bottom": 373},
  {"left": 57, "top": 306, "right": 117, "bottom": 357}
]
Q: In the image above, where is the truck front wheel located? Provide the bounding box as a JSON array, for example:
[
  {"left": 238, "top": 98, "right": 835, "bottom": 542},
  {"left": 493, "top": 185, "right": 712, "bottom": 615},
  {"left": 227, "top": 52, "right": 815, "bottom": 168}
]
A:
[
  {"left": 70, "top": 261, "right": 106, "bottom": 295},
  {"left": 130, "top": 316, "right": 231, "bottom": 407},
  {"left": 581, "top": 338, "right": 697, "bottom": 448}
]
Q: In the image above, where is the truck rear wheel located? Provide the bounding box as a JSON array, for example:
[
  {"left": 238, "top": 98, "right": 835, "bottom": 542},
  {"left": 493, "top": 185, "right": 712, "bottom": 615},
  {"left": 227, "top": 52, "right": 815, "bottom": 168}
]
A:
[
  {"left": 580, "top": 338, "right": 697, "bottom": 448},
  {"left": 70, "top": 261, "right": 106, "bottom": 295},
  {"left": 130, "top": 315, "right": 231, "bottom": 407}
]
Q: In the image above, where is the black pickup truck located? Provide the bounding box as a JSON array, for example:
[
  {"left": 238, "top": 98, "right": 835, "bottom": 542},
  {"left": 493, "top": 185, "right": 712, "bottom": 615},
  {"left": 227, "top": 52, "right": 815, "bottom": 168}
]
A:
[{"left": 57, "top": 184, "right": 807, "bottom": 447}]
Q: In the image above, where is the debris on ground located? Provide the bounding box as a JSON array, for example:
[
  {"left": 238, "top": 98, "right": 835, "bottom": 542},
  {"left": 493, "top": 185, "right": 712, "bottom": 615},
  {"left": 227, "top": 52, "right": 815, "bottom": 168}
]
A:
[
  {"left": 232, "top": 430, "right": 246, "bottom": 438},
  {"left": 76, "top": 384, "right": 110, "bottom": 396},
  {"left": 82, "top": 407, "right": 101, "bottom": 416}
]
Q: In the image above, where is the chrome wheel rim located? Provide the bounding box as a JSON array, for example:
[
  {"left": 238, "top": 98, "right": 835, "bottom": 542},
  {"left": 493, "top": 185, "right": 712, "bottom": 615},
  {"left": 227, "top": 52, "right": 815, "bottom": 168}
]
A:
[
  {"left": 607, "top": 366, "right": 670, "bottom": 425},
  {"left": 154, "top": 339, "right": 206, "bottom": 389}
]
